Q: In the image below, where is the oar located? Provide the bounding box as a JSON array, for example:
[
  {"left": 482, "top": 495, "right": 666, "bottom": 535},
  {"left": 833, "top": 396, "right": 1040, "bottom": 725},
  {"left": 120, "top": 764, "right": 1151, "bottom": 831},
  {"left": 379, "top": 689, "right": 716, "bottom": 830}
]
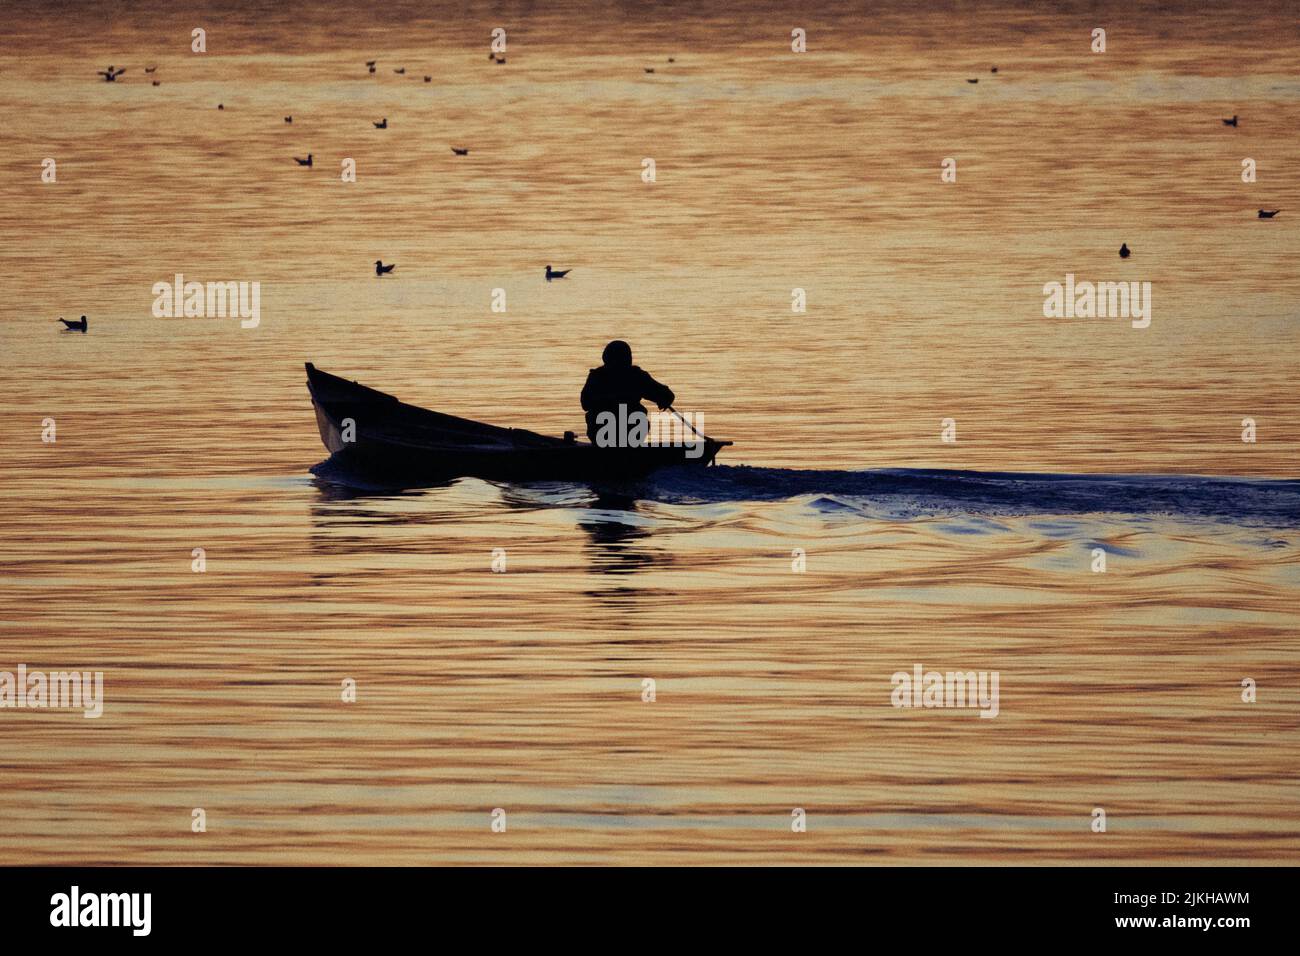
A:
[{"left": 664, "top": 405, "right": 729, "bottom": 445}]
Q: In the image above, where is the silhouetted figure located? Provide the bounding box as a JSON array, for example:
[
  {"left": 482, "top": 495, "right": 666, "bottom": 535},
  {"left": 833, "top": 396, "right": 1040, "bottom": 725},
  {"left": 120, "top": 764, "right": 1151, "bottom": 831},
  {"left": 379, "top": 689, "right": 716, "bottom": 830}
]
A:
[
  {"left": 375, "top": 260, "right": 395, "bottom": 276},
  {"left": 1119, "top": 242, "right": 1130, "bottom": 258},
  {"left": 393, "top": 68, "right": 405, "bottom": 75},
  {"left": 546, "top": 264, "right": 570, "bottom": 281},
  {"left": 294, "top": 154, "right": 313, "bottom": 166},
  {"left": 451, "top": 147, "right": 469, "bottom": 155},
  {"left": 98, "top": 66, "right": 125, "bottom": 82},
  {"left": 1222, "top": 115, "right": 1238, "bottom": 127},
  {"left": 580, "top": 341, "right": 674, "bottom": 447},
  {"left": 58, "top": 315, "right": 87, "bottom": 332},
  {"left": 144, "top": 66, "right": 157, "bottom": 73},
  {"left": 1258, "top": 209, "right": 1280, "bottom": 219},
  {"left": 373, "top": 118, "right": 387, "bottom": 128}
]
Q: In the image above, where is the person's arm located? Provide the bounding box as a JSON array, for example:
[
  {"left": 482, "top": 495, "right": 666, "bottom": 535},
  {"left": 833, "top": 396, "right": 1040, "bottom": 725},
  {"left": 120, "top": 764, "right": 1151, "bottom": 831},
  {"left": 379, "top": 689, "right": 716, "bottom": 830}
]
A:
[{"left": 638, "top": 369, "right": 675, "bottom": 409}]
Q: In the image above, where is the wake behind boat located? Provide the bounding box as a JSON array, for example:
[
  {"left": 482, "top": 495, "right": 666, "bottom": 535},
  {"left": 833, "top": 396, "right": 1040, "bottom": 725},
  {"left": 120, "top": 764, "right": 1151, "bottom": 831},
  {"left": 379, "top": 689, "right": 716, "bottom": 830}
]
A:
[{"left": 305, "top": 363, "right": 732, "bottom": 483}]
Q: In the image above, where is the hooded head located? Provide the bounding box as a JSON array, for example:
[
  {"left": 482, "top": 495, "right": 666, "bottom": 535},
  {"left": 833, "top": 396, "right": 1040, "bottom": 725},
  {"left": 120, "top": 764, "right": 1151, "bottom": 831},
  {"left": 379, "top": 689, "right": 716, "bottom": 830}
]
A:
[{"left": 602, "top": 340, "right": 633, "bottom": 368}]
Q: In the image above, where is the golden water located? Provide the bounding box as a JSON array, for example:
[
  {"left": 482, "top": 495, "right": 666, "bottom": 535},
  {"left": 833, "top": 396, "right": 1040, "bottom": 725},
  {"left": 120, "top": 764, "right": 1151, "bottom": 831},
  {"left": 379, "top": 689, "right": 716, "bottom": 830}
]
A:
[{"left": 0, "top": 0, "right": 1297, "bottom": 864}]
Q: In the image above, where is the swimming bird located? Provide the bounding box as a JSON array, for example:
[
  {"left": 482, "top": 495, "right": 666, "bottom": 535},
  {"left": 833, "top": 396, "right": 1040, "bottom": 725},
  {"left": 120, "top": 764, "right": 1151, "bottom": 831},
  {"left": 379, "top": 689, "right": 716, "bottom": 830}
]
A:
[
  {"left": 98, "top": 66, "right": 126, "bottom": 82},
  {"left": 284, "top": 116, "right": 292, "bottom": 123},
  {"left": 373, "top": 118, "right": 387, "bottom": 129},
  {"left": 375, "top": 260, "right": 396, "bottom": 276},
  {"left": 1119, "top": 243, "right": 1131, "bottom": 259},
  {"left": 144, "top": 65, "right": 157, "bottom": 73},
  {"left": 991, "top": 66, "right": 998, "bottom": 73},
  {"left": 966, "top": 78, "right": 979, "bottom": 84},
  {"left": 152, "top": 80, "right": 160, "bottom": 86},
  {"left": 1258, "top": 209, "right": 1280, "bottom": 219},
  {"left": 668, "top": 57, "right": 675, "bottom": 63},
  {"left": 1222, "top": 115, "right": 1238, "bottom": 127},
  {"left": 451, "top": 147, "right": 469, "bottom": 155},
  {"left": 645, "top": 68, "right": 655, "bottom": 74},
  {"left": 293, "top": 154, "right": 313, "bottom": 167},
  {"left": 545, "top": 265, "right": 571, "bottom": 282},
  {"left": 58, "top": 316, "right": 87, "bottom": 332},
  {"left": 393, "top": 68, "right": 405, "bottom": 75},
  {"left": 218, "top": 103, "right": 224, "bottom": 110},
  {"left": 424, "top": 75, "right": 431, "bottom": 82}
]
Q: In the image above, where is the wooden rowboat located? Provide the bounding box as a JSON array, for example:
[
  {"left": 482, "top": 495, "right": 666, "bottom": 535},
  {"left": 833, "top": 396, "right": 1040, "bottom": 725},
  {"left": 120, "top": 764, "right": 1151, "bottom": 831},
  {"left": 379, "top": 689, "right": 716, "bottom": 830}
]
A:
[{"left": 305, "top": 363, "right": 732, "bottom": 482}]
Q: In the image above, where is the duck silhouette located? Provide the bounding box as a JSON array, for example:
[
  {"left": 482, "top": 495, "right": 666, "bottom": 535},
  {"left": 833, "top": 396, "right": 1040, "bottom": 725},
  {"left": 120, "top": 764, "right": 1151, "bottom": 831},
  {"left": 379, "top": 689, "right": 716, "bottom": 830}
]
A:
[
  {"left": 98, "top": 66, "right": 126, "bottom": 82},
  {"left": 966, "top": 78, "right": 979, "bottom": 84},
  {"left": 218, "top": 103, "right": 224, "bottom": 110},
  {"left": 644, "top": 68, "right": 655, "bottom": 74},
  {"left": 144, "top": 66, "right": 157, "bottom": 73},
  {"left": 1222, "top": 115, "right": 1238, "bottom": 127},
  {"left": 1258, "top": 209, "right": 1280, "bottom": 219},
  {"left": 373, "top": 118, "right": 387, "bottom": 129},
  {"left": 375, "top": 260, "right": 396, "bottom": 276},
  {"left": 58, "top": 316, "right": 88, "bottom": 332},
  {"left": 424, "top": 75, "right": 432, "bottom": 82},
  {"left": 293, "top": 154, "right": 313, "bottom": 167},
  {"left": 451, "top": 147, "right": 469, "bottom": 155},
  {"left": 393, "top": 68, "right": 405, "bottom": 75},
  {"left": 1119, "top": 243, "right": 1131, "bottom": 259},
  {"left": 991, "top": 66, "right": 998, "bottom": 73},
  {"left": 545, "top": 265, "right": 571, "bottom": 282},
  {"left": 152, "top": 80, "right": 160, "bottom": 86}
]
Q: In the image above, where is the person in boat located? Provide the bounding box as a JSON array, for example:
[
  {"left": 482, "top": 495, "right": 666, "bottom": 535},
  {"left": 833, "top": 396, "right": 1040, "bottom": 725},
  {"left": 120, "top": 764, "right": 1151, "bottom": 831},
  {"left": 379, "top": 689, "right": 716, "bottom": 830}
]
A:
[{"left": 580, "top": 340, "right": 674, "bottom": 448}]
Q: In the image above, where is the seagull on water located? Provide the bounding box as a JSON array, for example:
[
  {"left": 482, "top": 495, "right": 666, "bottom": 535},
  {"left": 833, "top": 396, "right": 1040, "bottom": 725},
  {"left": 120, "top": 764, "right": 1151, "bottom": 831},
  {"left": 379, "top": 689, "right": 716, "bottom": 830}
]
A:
[
  {"left": 546, "top": 265, "right": 571, "bottom": 282},
  {"left": 451, "top": 147, "right": 469, "bottom": 155},
  {"left": 373, "top": 118, "right": 387, "bottom": 128},
  {"left": 1222, "top": 115, "right": 1238, "bottom": 127},
  {"left": 1258, "top": 209, "right": 1280, "bottom": 219},
  {"left": 375, "top": 260, "right": 396, "bottom": 276},
  {"left": 1119, "top": 243, "right": 1131, "bottom": 259},
  {"left": 58, "top": 316, "right": 88, "bottom": 332},
  {"left": 294, "top": 154, "right": 313, "bottom": 166}
]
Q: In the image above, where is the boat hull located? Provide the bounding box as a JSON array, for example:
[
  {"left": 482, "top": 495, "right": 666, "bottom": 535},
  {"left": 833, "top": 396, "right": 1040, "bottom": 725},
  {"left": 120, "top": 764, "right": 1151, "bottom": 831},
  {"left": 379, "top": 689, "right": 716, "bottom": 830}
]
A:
[{"left": 305, "top": 363, "right": 729, "bottom": 483}]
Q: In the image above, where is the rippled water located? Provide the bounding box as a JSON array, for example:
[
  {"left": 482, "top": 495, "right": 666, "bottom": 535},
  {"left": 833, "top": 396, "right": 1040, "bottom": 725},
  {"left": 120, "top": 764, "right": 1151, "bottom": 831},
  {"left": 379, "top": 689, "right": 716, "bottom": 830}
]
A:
[{"left": 1, "top": 0, "right": 1297, "bottom": 864}]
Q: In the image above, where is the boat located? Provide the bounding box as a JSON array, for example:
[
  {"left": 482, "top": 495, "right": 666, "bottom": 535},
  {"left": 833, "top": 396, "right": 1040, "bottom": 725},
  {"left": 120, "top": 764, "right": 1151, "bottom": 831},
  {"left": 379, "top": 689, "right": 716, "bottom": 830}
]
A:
[{"left": 305, "top": 363, "right": 732, "bottom": 482}]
